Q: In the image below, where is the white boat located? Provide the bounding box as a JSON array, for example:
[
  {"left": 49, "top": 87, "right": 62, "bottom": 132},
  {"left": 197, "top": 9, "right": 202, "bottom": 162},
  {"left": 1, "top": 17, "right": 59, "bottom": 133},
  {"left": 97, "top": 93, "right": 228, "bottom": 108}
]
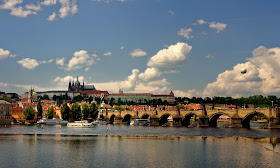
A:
[
  {"left": 130, "top": 119, "right": 150, "bottom": 126},
  {"left": 67, "top": 120, "right": 94, "bottom": 128},
  {"left": 92, "top": 118, "right": 107, "bottom": 125},
  {"left": 37, "top": 118, "right": 68, "bottom": 125}
]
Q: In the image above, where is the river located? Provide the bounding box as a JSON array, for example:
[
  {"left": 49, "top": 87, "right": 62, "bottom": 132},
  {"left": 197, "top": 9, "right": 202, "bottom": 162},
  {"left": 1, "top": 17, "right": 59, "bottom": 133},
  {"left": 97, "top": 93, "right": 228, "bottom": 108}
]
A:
[{"left": 0, "top": 124, "right": 280, "bottom": 167}]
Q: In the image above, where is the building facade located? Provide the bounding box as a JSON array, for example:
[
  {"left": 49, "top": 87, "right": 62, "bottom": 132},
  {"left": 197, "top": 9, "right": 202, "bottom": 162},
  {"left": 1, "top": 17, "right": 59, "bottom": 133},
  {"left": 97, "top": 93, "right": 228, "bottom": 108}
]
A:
[{"left": 0, "top": 100, "right": 12, "bottom": 124}]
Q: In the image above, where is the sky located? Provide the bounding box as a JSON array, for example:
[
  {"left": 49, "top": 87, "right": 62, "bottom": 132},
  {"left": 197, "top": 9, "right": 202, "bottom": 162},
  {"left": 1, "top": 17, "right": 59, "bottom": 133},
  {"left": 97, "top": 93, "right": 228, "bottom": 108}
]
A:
[{"left": 1, "top": 0, "right": 280, "bottom": 98}]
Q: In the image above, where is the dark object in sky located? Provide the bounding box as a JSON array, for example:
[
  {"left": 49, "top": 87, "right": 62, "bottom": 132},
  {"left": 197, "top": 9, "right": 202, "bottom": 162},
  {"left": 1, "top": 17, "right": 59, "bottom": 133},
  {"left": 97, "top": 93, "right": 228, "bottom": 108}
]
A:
[{"left": 241, "top": 69, "right": 247, "bottom": 74}]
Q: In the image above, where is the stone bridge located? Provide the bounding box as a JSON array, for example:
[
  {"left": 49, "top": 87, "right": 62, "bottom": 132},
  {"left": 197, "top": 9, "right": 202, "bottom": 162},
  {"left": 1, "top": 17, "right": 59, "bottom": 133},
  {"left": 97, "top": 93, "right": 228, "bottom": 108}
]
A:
[{"left": 100, "top": 108, "right": 280, "bottom": 128}]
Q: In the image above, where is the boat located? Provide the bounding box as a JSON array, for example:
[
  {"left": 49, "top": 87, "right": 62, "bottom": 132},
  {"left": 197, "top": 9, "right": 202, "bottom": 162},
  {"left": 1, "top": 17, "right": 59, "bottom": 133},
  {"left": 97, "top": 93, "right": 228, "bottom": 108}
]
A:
[
  {"left": 92, "top": 118, "right": 107, "bottom": 125},
  {"left": 37, "top": 118, "right": 68, "bottom": 125},
  {"left": 67, "top": 120, "right": 94, "bottom": 128},
  {"left": 130, "top": 119, "right": 150, "bottom": 126}
]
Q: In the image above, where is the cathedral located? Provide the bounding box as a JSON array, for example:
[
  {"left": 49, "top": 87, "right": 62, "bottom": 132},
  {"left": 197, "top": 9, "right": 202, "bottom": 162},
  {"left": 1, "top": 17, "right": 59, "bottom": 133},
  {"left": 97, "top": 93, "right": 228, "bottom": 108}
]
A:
[{"left": 68, "top": 76, "right": 96, "bottom": 92}]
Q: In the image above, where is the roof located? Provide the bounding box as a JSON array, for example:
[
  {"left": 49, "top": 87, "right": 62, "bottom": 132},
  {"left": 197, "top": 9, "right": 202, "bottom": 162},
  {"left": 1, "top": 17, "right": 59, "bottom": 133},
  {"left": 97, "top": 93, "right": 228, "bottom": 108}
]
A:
[
  {"left": 12, "top": 115, "right": 20, "bottom": 119},
  {"left": 110, "top": 93, "right": 152, "bottom": 96},
  {"left": 0, "top": 100, "right": 11, "bottom": 104},
  {"left": 79, "top": 90, "right": 109, "bottom": 94}
]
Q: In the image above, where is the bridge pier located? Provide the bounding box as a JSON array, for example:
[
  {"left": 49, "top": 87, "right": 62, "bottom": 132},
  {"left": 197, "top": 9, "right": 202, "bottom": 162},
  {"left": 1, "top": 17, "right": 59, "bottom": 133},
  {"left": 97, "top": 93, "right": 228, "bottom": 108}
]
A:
[
  {"left": 172, "top": 116, "right": 182, "bottom": 127},
  {"left": 113, "top": 114, "right": 123, "bottom": 125},
  {"left": 150, "top": 116, "right": 160, "bottom": 126},
  {"left": 230, "top": 118, "right": 242, "bottom": 128},
  {"left": 198, "top": 116, "right": 209, "bottom": 127}
]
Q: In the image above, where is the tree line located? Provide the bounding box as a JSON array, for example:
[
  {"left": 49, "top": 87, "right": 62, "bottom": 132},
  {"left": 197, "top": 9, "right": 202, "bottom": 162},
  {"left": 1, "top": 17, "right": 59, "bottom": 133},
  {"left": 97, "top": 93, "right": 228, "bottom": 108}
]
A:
[
  {"left": 176, "top": 95, "right": 279, "bottom": 107},
  {"left": 23, "top": 101, "right": 99, "bottom": 121}
]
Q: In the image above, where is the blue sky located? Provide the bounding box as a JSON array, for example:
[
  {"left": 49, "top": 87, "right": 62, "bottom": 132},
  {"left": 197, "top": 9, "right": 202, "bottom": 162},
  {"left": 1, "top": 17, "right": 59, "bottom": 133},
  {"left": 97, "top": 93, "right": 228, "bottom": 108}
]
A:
[{"left": 1, "top": 0, "right": 280, "bottom": 98}]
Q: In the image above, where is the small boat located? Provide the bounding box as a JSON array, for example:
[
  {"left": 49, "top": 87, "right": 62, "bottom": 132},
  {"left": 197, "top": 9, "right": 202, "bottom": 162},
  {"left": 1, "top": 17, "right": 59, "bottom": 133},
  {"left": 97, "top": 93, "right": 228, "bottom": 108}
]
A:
[
  {"left": 37, "top": 118, "right": 68, "bottom": 125},
  {"left": 67, "top": 120, "right": 94, "bottom": 128},
  {"left": 92, "top": 118, "right": 107, "bottom": 125},
  {"left": 130, "top": 119, "right": 150, "bottom": 126}
]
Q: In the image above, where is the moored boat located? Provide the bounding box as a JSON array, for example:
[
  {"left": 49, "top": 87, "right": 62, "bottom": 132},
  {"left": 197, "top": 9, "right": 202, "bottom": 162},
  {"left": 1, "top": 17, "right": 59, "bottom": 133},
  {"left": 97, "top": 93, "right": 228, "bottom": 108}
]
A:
[
  {"left": 130, "top": 119, "right": 150, "bottom": 126},
  {"left": 67, "top": 120, "right": 94, "bottom": 128},
  {"left": 37, "top": 118, "right": 68, "bottom": 125}
]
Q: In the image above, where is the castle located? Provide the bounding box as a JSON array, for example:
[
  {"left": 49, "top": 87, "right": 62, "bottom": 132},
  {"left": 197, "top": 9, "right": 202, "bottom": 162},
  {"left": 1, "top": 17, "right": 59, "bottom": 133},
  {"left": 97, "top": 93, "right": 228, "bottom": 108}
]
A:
[{"left": 68, "top": 76, "right": 96, "bottom": 92}]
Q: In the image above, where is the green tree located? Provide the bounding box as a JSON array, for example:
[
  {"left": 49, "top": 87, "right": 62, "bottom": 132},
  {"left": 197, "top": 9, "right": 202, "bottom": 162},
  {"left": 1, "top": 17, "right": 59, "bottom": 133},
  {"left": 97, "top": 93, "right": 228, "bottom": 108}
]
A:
[
  {"left": 82, "top": 104, "right": 89, "bottom": 119},
  {"left": 109, "top": 97, "right": 115, "bottom": 106},
  {"left": 42, "top": 94, "right": 49, "bottom": 100},
  {"left": 61, "top": 102, "right": 70, "bottom": 120},
  {"left": 71, "top": 103, "right": 82, "bottom": 121},
  {"left": 47, "top": 106, "right": 54, "bottom": 119},
  {"left": 37, "top": 101, "right": 43, "bottom": 119},
  {"left": 114, "top": 105, "right": 123, "bottom": 111},
  {"left": 89, "top": 102, "right": 98, "bottom": 119},
  {"left": 95, "top": 97, "right": 101, "bottom": 104},
  {"left": 74, "top": 95, "right": 84, "bottom": 101},
  {"left": 23, "top": 106, "right": 35, "bottom": 120}
]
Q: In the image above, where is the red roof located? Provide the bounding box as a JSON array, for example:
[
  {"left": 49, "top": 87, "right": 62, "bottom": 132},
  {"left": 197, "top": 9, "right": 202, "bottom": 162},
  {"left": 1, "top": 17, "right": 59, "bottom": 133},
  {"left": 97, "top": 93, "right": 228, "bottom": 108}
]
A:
[
  {"left": 110, "top": 93, "right": 152, "bottom": 96},
  {"left": 79, "top": 90, "right": 109, "bottom": 94}
]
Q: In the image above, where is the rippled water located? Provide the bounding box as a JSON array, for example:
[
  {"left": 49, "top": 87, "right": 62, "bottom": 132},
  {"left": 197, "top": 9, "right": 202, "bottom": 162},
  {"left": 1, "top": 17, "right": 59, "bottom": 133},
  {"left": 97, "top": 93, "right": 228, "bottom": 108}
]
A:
[
  {"left": 1, "top": 123, "right": 280, "bottom": 138},
  {"left": 1, "top": 124, "right": 280, "bottom": 168}
]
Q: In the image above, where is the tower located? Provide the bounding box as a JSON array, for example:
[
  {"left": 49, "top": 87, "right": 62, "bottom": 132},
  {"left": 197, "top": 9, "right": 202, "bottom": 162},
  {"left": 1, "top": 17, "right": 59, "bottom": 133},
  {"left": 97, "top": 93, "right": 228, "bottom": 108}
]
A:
[
  {"left": 28, "top": 87, "right": 33, "bottom": 103},
  {"left": 75, "top": 76, "right": 80, "bottom": 92}
]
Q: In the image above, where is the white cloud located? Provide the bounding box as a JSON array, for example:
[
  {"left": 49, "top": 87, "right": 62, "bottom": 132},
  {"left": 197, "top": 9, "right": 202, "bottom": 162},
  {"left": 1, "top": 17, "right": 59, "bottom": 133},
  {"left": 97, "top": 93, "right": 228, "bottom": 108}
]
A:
[
  {"left": 147, "top": 42, "right": 192, "bottom": 67},
  {"left": 0, "top": 48, "right": 16, "bottom": 59},
  {"left": 177, "top": 28, "right": 194, "bottom": 40},
  {"left": 120, "top": 46, "right": 125, "bottom": 50},
  {"left": 209, "top": 22, "right": 227, "bottom": 33},
  {"left": 202, "top": 46, "right": 280, "bottom": 97},
  {"left": 66, "top": 50, "right": 95, "bottom": 70},
  {"left": 10, "top": 6, "right": 37, "bottom": 18},
  {"left": 40, "top": 59, "right": 54, "bottom": 64},
  {"left": 47, "top": 12, "right": 56, "bottom": 21},
  {"left": 205, "top": 54, "right": 215, "bottom": 59},
  {"left": 197, "top": 19, "right": 206, "bottom": 25},
  {"left": 103, "top": 52, "right": 112, "bottom": 56},
  {"left": 0, "top": 0, "right": 23, "bottom": 9},
  {"left": 41, "top": 0, "right": 57, "bottom": 6},
  {"left": 17, "top": 58, "right": 40, "bottom": 69},
  {"left": 0, "top": 48, "right": 11, "bottom": 59},
  {"left": 168, "top": 9, "right": 174, "bottom": 15},
  {"left": 25, "top": 4, "right": 41, "bottom": 11},
  {"left": 59, "top": 0, "right": 78, "bottom": 18},
  {"left": 164, "top": 70, "right": 179, "bottom": 74},
  {"left": 56, "top": 57, "right": 66, "bottom": 66},
  {"left": 130, "top": 49, "right": 147, "bottom": 57},
  {"left": 146, "top": 78, "right": 170, "bottom": 87},
  {"left": 173, "top": 89, "right": 202, "bottom": 98},
  {"left": 53, "top": 75, "right": 85, "bottom": 86},
  {"left": 139, "top": 67, "right": 162, "bottom": 81}
]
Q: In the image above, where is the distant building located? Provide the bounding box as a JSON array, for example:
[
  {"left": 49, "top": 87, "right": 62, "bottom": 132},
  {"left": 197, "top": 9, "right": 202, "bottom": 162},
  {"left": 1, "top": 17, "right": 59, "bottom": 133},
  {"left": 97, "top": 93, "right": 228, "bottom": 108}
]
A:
[
  {"left": 152, "top": 91, "right": 175, "bottom": 104},
  {"left": 0, "top": 100, "right": 12, "bottom": 124},
  {"left": 109, "top": 90, "right": 175, "bottom": 104},
  {"left": 68, "top": 76, "right": 96, "bottom": 92},
  {"left": 21, "top": 76, "right": 108, "bottom": 101}
]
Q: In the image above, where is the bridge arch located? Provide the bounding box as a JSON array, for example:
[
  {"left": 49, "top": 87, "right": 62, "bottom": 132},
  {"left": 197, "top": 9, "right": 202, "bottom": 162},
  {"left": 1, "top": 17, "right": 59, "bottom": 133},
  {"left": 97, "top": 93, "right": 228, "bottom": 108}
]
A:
[
  {"left": 209, "top": 112, "right": 230, "bottom": 127},
  {"left": 159, "top": 113, "right": 172, "bottom": 126},
  {"left": 109, "top": 114, "right": 115, "bottom": 124},
  {"left": 122, "top": 114, "right": 132, "bottom": 125},
  {"left": 182, "top": 113, "right": 198, "bottom": 127},
  {"left": 242, "top": 111, "right": 269, "bottom": 128},
  {"left": 141, "top": 113, "right": 150, "bottom": 119}
]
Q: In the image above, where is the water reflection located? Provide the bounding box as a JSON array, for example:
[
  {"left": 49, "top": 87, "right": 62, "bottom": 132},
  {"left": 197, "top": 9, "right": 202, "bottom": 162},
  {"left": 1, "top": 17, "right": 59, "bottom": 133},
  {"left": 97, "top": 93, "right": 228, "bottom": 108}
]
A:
[{"left": 0, "top": 135, "right": 280, "bottom": 168}]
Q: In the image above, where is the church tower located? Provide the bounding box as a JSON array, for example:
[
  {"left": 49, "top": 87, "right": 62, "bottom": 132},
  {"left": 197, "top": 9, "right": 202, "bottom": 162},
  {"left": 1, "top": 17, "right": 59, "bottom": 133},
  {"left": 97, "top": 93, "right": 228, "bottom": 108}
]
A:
[
  {"left": 28, "top": 87, "right": 33, "bottom": 103},
  {"left": 75, "top": 76, "right": 80, "bottom": 92}
]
